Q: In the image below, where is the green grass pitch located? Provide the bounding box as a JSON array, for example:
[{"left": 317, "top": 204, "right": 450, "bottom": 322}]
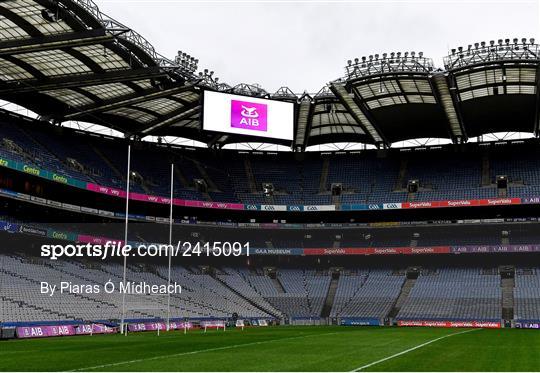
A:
[{"left": 1, "top": 326, "right": 539, "bottom": 371}]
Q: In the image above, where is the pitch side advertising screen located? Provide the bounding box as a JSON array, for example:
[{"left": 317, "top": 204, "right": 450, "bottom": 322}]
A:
[{"left": 202, "top": 90, "right": 294, "bottom": 141}]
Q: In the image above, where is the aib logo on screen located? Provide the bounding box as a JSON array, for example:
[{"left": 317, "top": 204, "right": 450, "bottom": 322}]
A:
[{"left": 231, "top": 100, "right": 268, "bottom": 132}]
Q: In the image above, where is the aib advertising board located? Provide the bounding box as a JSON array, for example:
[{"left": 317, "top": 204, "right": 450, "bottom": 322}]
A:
[{"left": 202, "top": 91, "right": 294, "bottom": 141}]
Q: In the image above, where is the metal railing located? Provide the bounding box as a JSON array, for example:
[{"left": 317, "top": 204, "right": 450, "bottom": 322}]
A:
[{"left": 444, "top": 38, "right": 540, "bottom": 70}]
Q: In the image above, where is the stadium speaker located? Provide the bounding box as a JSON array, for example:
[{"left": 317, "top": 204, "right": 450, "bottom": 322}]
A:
[
  {"left": 194, "top": 179, "right": 208, "bottom": 193},
  {"left": 497, "top": 175, "right": 508, "bottom": 189},
  {"left": 41, "top": 8, "right": 63, "bottom": 22},
  {"left": 407, "top": 180, "right": 419, "bottom": 193},
  {"left": 263, "top": 183, "right": 274, "bottom": 197},
  {"left": 331, "top": 183, "right": 342, "bottom": 196}
]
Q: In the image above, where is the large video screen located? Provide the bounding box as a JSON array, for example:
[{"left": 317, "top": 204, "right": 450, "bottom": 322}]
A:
[{"left": 202, "top": 90, "right": 294, "bottom": 141}]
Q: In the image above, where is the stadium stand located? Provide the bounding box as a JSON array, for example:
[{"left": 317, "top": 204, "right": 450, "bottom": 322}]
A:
[
  {"left": 0, "top": 0, "right": 540, "bottom": 333},
  {"left": 5, "top": 250, "right": 534, "bottom": 325}
]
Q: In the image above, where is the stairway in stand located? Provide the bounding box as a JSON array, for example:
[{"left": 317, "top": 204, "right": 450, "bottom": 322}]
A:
[{"left": 321, "top": 271, "right": 340, "bottom": 318}]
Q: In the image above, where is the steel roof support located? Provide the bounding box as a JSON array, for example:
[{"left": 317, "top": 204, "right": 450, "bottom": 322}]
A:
[
  {"left": 534, "top": 65, "right": 540, "bottom": 136},
  {"left": 294, "top": 96, "right": 313, "bottom": 151},
  {"left": 0, "top": 31, "right": 113, "bottom": 56},
  {"left": 330, "top": 82, "right": 386, "bottom": 145},
  {"left": 0, "top": 67, "right": 165, "bottom": 95},
  {"left": 0, "top": 6, "right": 43, "bottom": 37},
  {"left": 63, "top": 84, "right": 198, "bottom": 119},
  {"left": 1, "top": 55, "right": 46, "bottom": 79},
  {"left": 138, "top": 104, "right": 200, "bottom": 136},
  {"left": 431, "top": 71, "right": 467, "bottom": 142}
]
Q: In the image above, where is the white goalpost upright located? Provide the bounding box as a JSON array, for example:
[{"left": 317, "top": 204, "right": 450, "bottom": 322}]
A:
[
  {"left": 120, "top": 144, "right": 131, "bottom": 336},
  {"left": 166, "top": 164, "right": 174, "bottom": 331}
]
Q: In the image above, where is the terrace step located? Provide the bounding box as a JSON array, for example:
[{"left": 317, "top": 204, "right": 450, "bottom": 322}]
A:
[
  {"left": 501, "top": 275, "right": 515, "bottom": 321},
  {"left": 319, "top": 158, "right": 330, "bottom": 193},
  {"left": 321, "top": 272, "right": 340, "bottom": 318},
  {"left": 271, "top": 276, "right": 286, "bottom": 294},
  {"left": 387, "top": 274, "right": 417, "bottom": 319},
  {"left": 244, "top": 159, "right": 258, "bottom": 193}
]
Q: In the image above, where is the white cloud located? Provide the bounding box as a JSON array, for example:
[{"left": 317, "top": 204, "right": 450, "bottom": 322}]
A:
[{"left": 95, "top": 0, "right": 539, "bottom": 93}]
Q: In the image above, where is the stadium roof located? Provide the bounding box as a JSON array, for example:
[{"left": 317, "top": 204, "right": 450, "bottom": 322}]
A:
[{"left": 0, "top": 1, "right": 539, "bottom": 150}]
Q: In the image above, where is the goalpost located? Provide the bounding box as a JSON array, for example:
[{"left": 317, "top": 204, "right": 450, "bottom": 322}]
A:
[
  {"left": 119, "top": 147, "right": 177, "bottom": 336},
  {"left": 116, "top": 150, "right": 237, "bottom": 337}
]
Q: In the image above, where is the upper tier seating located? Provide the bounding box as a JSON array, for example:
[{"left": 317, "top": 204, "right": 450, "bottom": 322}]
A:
[{"left": 2, "top": 119, "right": 540, "bottom": 205}]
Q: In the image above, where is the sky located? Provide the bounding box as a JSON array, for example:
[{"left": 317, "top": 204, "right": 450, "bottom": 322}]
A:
[{"left": 92, "top": 0, "right": 538, "bottom": 94}]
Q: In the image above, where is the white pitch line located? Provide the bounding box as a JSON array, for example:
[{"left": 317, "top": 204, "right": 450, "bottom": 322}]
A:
[
  {"left": 352, "top": 328, "right": 480, "bottom": 371},
  {"left": 68, "top": 331, "right": 343, "bottom": 372}
]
